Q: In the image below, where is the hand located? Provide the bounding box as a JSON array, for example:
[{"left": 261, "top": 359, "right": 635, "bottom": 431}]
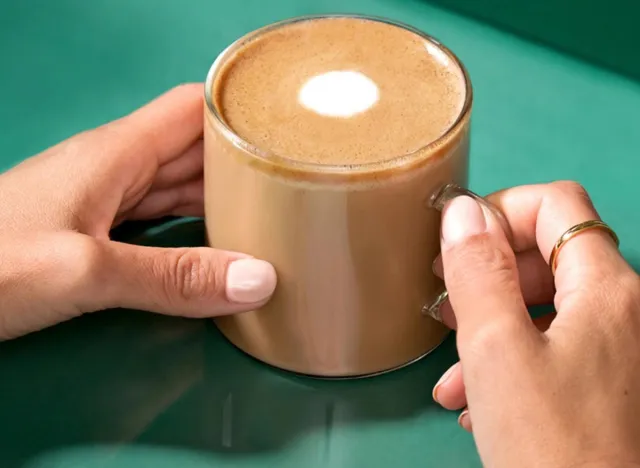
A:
[
  {"left": 431, "top": 182, "right": 640, "bottom": 467},
  {"left": 0, "top": 84, "right": 276, "bottom": 340}
]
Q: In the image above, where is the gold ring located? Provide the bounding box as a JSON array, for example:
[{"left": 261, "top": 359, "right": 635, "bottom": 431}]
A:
[{"left": 549, "top": 220, "right": 620, "bottom": 276}]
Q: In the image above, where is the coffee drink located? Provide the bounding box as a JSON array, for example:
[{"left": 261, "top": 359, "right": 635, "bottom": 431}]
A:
[
  {"left": 214, "top": 18, "right": 464, "bottom": 165},
  {"left": 204, "top": 15, "right": 471, "bottom": 377}
]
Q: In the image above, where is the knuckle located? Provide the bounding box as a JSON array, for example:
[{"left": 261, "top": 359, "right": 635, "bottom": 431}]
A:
[
  {"left": 551, "top": 180, "right": 594, "bottom": 208},
  {"left": 52, "top": 130, "right": 98, "bottom": 167},
  {"left": 70, "top": 124, "right": 126, "bottom": 172},
  {"left": 166, "top": 249, "right": 223, "bottom": 303},
  {"left": 89, "top": 121, "right": 126, "bottom": 150},
  {"left": 58, "top": 131, "right": 87, "bottom": 156}
]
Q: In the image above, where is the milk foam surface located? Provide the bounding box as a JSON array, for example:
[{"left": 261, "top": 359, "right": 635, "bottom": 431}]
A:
[
  {"left": 213, "top": 17, "right": 466, "bottom": 166},
  {"left": 298, "top": 70, "right": 380, "bottom": 118}
]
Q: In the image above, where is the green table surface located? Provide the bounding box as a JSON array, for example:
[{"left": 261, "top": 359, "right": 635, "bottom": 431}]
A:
[{"left": 1, "top": 1, "right": 639, "bottom": 467}]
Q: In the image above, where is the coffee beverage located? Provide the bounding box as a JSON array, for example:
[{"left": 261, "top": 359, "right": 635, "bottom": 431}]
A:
[
  {"left": 213, "top": 18, "right": 464, "bottom": 165},
  {"left": 204, "top": 15, "right": 471, "bottom": 377}
]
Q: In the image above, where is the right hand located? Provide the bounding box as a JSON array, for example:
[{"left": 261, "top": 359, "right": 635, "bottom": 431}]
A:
[{"left": 431, "top": 182, "right": 640, "bottom": 468}]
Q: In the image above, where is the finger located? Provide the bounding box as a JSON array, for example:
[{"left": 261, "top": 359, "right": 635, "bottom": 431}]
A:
[
  {"left": 432, "top": 362, "right": 465, "bottom": 410},
  {"left": 151, "top": 140, "right": 204, "bottom": 191},
  {"left": 432, "top": 314, "right": 556, "bottom": 411},
  {"left": 441, "top": 194, "right": 545, "bottom": 432},
  {"left": 96, "top": 240, "right": 277, "bottom": 317},
  {"left": 458, "top": 410, "right": 471, "bottom": 432},
  {"left": 0, "top": 85, "right": 205, "bottom": 236},
  {"left": 95, "top": 84, "right": 205, "bottom": 209},
  {"left": 126, "top": 178, "right": 204, "bottom": 221},
  {"left": 0, "top": 231, "right": 275, "bottom": 341},
  {"left": 112, "top": 83, "right": 204, "bottom": 166},
  {"left": 486, "top": 181, "right": 627, "bottom": 282},
  {"left": 441, "top": 195, "right": 539, "bottom": 345},
  {"left": 484, "top": 182, "right": 632, "bottom": 324},
  {"left": 434, "top": 249, "right": 555, "bottom": 329},
  {"left": 170, "top": 203, "right": 205, "bottom": 218}
]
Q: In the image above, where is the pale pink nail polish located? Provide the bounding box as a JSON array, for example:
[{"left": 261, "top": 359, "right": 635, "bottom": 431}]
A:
[
  {"left": 458, "top": 410, "right": 471, "bottom": 432},
  {"left": 441, "top": 196, "right": 487, "bottom": 245},
  {"left": 432, "top": 363, "right": 458, "bottom": 403},
  {"left": 432, "top": 255, "right": 443, "bottom": 278},
  {"left": 226, "top": 259, "right": 277, "bottom": 304}
]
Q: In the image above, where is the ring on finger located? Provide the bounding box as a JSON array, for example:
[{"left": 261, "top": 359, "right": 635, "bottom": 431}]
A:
[{"left": 548, "top": 220, "right": 619, "bottom": 276}]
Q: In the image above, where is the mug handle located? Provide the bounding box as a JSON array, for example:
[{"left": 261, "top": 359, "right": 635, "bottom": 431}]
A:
[{"left": 422, "top": 183, "right": 514, "bottom": 321}]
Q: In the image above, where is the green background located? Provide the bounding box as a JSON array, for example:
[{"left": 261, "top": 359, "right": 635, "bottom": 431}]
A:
[
  {"left": 428, "top": 0, "right": 640, "bottom": 82},
  {"left": 1, "top": 1, "right": 639, "bottom": 467}
]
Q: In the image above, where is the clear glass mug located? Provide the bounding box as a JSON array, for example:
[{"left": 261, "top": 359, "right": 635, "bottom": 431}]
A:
[{"left": 204, "top": 15, "right": 481, "bottom": 378}]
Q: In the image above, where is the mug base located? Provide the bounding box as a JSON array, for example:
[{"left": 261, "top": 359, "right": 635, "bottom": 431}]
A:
[{"left": 214, "top": 324, "right": 452, "bottom": 380}]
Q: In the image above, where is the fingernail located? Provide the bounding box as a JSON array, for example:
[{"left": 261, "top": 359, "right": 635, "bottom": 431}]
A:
[
  {"left": 432, "top": 255, "right": 443, "bottom": 278},
  {"left": 432, "top": 363, "right": 457, "bottom": 403},
  {"left": 458, "top": 410, "right": 472, "bottom": 432},
  {"left": 226, "top": 259, "right": 277, "bottom": 304},
  {"left": 423, "top": 289, "right": 448, "bottom": 322},
  {"left": 439, "top": 299, "right": 456, "bottom": 328},
  {"left": 441, "top": 196, "right": 487, "bottom": 245}
]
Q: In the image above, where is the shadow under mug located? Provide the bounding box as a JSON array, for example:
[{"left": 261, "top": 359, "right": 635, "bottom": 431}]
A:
[{"left": 202, "top": 14, "right": 506, "bottom": 378}]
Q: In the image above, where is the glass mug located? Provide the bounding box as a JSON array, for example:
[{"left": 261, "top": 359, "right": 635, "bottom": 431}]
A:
[{"left": 203, "top": 15, "right": 500, "bottom": 378}]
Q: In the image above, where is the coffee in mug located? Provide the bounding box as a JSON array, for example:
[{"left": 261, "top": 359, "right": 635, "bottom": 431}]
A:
[{"left": 204, "top": 15, "right": 472, "bottom": 377}]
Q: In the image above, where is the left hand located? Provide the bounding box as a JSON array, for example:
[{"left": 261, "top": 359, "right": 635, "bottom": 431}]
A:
[{"left": 0, "top": 83, "right": 277, "bottom": 340}]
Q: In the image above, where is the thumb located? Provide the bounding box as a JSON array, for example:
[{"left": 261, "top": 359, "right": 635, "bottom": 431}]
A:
[
  {"left": 441, "top": 195, "right": 539, "bottom": 357},
  {"left": 440, "top": 196, "right": 547, "bottom": 461},
  {"left": 97, "top": 240, "right": 277, "bottom": 317}
]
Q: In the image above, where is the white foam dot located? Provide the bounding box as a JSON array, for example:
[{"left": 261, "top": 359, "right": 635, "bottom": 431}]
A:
[{"left": 298, "top": 70, "right": 379, "bottom": 118}]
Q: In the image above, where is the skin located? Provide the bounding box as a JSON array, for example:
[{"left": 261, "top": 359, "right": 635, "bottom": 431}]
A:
[
  {"left": 2, "top": 85, "right": 640, "bottom": 467},
  {"left": 432, "top": 182, "right": 640, "bottom": 467},
  {"left": 0, "top": 83, "right": 276, "bottom": 340}
]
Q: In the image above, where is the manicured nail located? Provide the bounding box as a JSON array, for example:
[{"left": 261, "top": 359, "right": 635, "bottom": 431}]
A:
[
  {"left": 458, "top": 409, "right": 472, "bottom": 432},
  {"left": 432, "top": 363, "right": 458, "bottom": 403},
  {"left": 439, "top": 299, "right": 456, "bottom": 328},
  {"left": 432, "top": 255, "right": 443, "bottom": 278},
  {"left": 441, "top": 196, "right": 487, "bottom": 245},
  {"left": 226, "top": 259, "right": 277, "bottom": 304}
]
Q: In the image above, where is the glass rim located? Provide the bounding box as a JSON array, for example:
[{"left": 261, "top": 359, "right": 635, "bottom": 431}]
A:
[{"left": 204, "top": 13, "right": 473, "bottom": 174}]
